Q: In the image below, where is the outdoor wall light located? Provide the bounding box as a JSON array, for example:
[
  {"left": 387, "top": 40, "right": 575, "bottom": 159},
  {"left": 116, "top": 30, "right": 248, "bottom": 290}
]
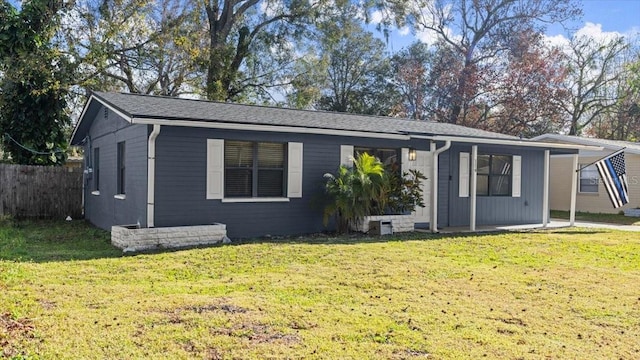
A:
[{"left": 408, "top": 148, "right": 417, "bottom": 161}]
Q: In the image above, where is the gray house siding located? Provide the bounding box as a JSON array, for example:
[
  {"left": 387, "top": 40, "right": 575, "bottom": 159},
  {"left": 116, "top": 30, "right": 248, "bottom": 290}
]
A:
[
  {"left": 153, "top": 126, "right": 433, "bottom": 238},
  {"left": 446, "top": 145, "right": 544, "bottom": 227},
  {"left": 83, "top": 106, "right": 148, "bottom": 229},
  {"left": 437, "top": 151, "right": 450, "bottom": 228}
]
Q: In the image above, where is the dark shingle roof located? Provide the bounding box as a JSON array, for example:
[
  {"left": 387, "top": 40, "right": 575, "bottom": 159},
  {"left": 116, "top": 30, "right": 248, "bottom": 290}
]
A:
[{"left": 90, "top": 91, "right": 518, "bottom": 140}]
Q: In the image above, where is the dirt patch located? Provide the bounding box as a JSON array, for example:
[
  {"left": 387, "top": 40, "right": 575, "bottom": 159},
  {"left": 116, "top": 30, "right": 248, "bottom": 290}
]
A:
[
  {"left": 181, "top": 340, "right": 224, "bottom": 359},
  {"left": 211, "top": 323, "right": 300, "bottom": 345},
  {"left": 0, "top": 313, "right": 35, "bottom": 358},
  {"left": 39, "top": 299, "right": 56, "bottom": 310},
  {"left": 185, "top": 304, "right": 248, "bottom": 314},
  {"left": 392, "top": 349, "right": 431, "bottom": 358},
  {"left": 490, "top": 317, "right": 527, "bottom": 327}
]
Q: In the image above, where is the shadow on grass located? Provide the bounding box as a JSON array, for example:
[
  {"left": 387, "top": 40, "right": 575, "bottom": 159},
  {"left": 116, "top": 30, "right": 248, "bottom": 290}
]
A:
[
  {"left": 551, "top": 210, "right": 640, "bottom": 226},
  {"left": 0, "top": 219, "right": 122, "bottom": 263},
  {"left": 0, "top": 219, "right": 614, "bottom": 262},
  {"left": 230, "top": 229, "right": 517, "bottom": 246}
]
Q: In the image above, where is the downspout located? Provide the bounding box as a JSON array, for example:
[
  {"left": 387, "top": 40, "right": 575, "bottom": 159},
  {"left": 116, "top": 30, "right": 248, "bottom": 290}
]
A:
[
  {"left": 147, "top": 125, "right": 161, "bottom": 228},
  {"left": 430, "top": 140, "right": 451, "bottom": 233}
]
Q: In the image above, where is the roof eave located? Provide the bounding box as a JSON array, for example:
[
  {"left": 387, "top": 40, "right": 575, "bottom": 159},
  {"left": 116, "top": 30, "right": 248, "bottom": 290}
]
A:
[
  {"left": 131, "top": 117, "right": 411, "bottom": 140},
  {"left": 424, "top": 135, "right": 603, "bottom": 151},
  {"left": 69, "top": 93, "right": 134, "bottom": 146}
]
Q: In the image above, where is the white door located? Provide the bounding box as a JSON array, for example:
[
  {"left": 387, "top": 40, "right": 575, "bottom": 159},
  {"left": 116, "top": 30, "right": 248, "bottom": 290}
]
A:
[{"left": 408, "top": 150, "right": 431, "bottom": 223}]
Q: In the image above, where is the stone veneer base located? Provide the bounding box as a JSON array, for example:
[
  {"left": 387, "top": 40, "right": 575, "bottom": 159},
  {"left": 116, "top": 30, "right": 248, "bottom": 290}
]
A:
[
  {"left": 353, "top": 215, "right": 415, "bottom": 233},
  {"left": 111, "top": 223, "right": 228, "bottom": 252}
]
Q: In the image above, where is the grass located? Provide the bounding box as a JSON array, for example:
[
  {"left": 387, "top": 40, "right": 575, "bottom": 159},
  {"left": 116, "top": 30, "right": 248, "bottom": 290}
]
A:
[
  {"left": 551, "top": 209, "right": 640, "bottom": 226},
  {"left": 1, "top": 220, "right": 640, "bottom": 359}
]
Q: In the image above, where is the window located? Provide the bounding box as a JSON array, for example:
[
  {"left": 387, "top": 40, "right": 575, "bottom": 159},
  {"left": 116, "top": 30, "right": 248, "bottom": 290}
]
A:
[
  {"left": 94, "top": 148, "right": 100, "bottom": 191},
  {"left": 579, "top": 164, "right": 599, "bottom": 193},
  {"left": 224, "top": 141, "right": 285, "bottom": 198},
  {"left": 117, "top": 142, "right": 125, "bottom": 195},
  {"left": 354, "top": 147, "right": 400, "bottom": 169},
  {"left": 477, "top": 154, "right": 512, "bottom": 196}
]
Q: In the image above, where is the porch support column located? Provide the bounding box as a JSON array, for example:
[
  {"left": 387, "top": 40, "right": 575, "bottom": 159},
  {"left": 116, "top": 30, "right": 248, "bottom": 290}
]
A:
[
  {"left": 569, "top": 153, "right": 579, "bottom": 226},
  {"left": 430, "top": 142, "right": 437, "bottom": 232},
  {"left": 542, "top": 150, "right": 550, "bottom": 227},
  {"left": 470, "top": 145, "right": 478, "bottom": 231}
]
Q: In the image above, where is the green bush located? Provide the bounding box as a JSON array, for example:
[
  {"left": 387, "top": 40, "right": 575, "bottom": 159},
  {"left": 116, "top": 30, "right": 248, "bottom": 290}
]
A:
[{"left": 323, "top": 153, "right": 426, "bottom": 233}]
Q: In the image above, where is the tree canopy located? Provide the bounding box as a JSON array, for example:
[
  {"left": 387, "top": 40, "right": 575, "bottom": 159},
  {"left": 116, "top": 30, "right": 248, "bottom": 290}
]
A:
[{"left": 1, "top": 0, "right": 640, "bottom": 165}]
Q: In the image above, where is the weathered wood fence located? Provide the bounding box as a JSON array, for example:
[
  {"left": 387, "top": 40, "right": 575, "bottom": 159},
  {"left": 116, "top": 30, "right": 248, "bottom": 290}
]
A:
[{"left": 0, "top": 164, "right": 83, "bottom": 219}]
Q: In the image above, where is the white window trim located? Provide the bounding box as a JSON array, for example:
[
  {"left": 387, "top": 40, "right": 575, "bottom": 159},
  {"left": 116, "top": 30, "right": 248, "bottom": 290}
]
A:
[
  {"left": 207, "top": 139, "right": 302, "bottom": 200},
  {"left": 578, "top": 163, "right": 599, "bottom": 194},
  {"left": 221, "top": 197, "right": 290, "bottom": 203},
  {"left": 459, "top": 152, "right": 470, "bottom": 197}
]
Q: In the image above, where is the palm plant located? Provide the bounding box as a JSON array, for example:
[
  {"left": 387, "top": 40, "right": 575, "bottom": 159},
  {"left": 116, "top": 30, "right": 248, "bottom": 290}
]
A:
[
  {"left": 323, "top": 152, "right": 427, "bottom": 234},
  {"left": 323, "top": 152, "right": 383, "bottom": 233}
]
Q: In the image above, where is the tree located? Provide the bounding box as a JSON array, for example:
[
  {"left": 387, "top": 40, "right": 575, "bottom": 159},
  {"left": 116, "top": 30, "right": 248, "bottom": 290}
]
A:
[
  {"left": 409, "top": 0, "right": 580, "bottom": 125},
  {"left": 61, "top": 0, "right": 205, "bottom": 97},
  {"left": 316, "top": 11, "right": 393, "bottom": 114},
  {"left": 0, "top": 0, "right": 71, "bottom": 165},
  {"left": 588, "top": 49, "right": 640, "bottom": 140},
  {"left": 202, "top": 0, "right": 320, "bottom": 101},
  {"left": 562, "top": 34, "right": 629, "bottom": 135},
  {"left": 287, "top": 8, "right": 400, "bottom": 115},
  {"left": 484, "top": 32, "right": 569, "bottom": 137},
  {"left": 389, "top": 42, "right": 431, "bottom": 120}
]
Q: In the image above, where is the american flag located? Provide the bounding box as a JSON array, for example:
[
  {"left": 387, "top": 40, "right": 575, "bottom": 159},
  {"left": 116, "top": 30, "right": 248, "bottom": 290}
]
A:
[{"left": 595, "top": 151, "right": 629, "bottom": 208}]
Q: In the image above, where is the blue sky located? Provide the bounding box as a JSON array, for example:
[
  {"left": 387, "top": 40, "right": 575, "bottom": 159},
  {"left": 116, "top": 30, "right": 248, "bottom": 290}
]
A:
[
  {"left": 547, "top": 0, "right": 640, "bottom": 35},
  {"left": 380, "top": 0, "right": 640, "bottom": 52}
]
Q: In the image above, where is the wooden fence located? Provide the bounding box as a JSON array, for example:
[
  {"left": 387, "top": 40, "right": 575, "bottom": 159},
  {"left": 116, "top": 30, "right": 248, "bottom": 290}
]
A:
[{"left": 0, "top": 164, "right": 83, "bottom": 219}]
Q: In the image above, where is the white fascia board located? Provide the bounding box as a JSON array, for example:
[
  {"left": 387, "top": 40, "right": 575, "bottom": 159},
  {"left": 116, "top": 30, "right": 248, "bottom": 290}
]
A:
[
  {"left": 532, "top": 134, "right": 640, "bottom": 155},
  {"left": 417, "top": 135, "right": 603, "bottom": 151},
  {"left": 131, "top": 117, "right": 411, "bottom": 140},
  {"left": 92, "top": 97, "right": 134, "bottom": 123},
  {"left": 70, "top": 94, "right": 134, "bottom": 145},
  {"left": 70, "top": 94, "right": 97, "bottom": 145}
]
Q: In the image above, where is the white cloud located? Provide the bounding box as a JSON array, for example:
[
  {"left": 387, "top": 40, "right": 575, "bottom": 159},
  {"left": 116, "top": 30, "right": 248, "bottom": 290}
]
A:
[
  {"left": 543, "top": 33, "right": 570, "bottom": 49},
  {"left": 370, "top": 10, "right": 384, "bottom": 25},
  {"left": 398, "top": 26, "right": 410, "bottom": 36},
  {"left": 543, "top": 22, "right": 627, "bottom": 51},
  {"left": 575, "top": 22, "right": 622, "bottom": 42},
  {"left": 415, "top": 29, "right": 439, "bottom": 46}
]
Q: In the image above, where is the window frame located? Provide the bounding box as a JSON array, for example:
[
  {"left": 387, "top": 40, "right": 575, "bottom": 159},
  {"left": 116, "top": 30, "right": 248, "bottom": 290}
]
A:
[
  {"left": 476, "top": 154, "right": 513, "bottom": 197},
  {"left": 578, "top": 163, "right": 599, "bottom": 194},
  {"left": 223, "top": 140, "right": 287, "bottom": 198},
  {"left": 117, "top": 141, "right": 126, "bottom": 195},
  {"left": 353, "top": 147, "right": 400, "bottom": 170}
]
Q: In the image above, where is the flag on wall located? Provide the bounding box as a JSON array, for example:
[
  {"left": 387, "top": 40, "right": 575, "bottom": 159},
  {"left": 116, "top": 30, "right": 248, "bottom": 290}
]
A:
[{"left": 595, "top": 151, "right": 629, "bottom": 208}]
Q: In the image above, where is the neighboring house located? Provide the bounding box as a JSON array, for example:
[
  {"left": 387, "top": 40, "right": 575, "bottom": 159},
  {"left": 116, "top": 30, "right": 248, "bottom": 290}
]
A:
[
  {"left": 532, "top": 134, "right": 640, "bottom": 214},
  {"left": 70, "top": 92, "right": 588, "bottom": 238}
]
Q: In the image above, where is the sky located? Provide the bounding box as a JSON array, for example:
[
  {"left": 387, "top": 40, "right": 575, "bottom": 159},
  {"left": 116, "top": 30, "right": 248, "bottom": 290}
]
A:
[{"left": 379, "top": 0, "right": 640, "bottom": 52}]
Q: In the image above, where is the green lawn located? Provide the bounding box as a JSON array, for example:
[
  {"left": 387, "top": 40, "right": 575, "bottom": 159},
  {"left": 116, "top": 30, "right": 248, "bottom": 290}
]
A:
[
  {"left": 1, "top": 220, "right": 640, "bottom": 359},
  {"left": 551, "top": 210, "right": 640, "bottom": 226}
]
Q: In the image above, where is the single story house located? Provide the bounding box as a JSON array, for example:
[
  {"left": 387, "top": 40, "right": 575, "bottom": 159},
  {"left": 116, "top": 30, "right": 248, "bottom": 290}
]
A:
[
  {"left": 532, "top": 134, "right": 640, "bottom": 214},
  {"left": 70, "top": 92, "right": 592, "bottom": 240}
]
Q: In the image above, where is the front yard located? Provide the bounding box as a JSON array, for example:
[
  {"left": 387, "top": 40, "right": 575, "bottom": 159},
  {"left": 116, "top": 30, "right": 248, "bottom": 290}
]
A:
[{"left": 1, "top": 220, "right": 639, "bottom": 359}]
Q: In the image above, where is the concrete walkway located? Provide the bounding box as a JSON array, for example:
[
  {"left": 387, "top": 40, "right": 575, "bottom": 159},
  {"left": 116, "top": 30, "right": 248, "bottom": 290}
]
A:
[{"left": 435, "top": 219, "right": 640, "bottom": 233}]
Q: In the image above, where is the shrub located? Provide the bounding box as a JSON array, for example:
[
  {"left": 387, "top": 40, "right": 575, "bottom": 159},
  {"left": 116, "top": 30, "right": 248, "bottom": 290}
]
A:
[{"left": 323, "top": 153, "right": 426, "bottom": 233}]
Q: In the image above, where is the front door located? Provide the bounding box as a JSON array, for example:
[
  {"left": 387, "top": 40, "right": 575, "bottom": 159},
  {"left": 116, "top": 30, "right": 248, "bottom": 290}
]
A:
[{"left": 408, "top": 150, "right": 432, "bottom": 224}]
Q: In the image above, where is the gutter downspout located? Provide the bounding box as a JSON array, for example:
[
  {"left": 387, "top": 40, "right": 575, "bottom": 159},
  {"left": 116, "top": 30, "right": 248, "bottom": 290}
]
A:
[
  {"left": 147, "top": 125, "right": 161, "bottom": 228},
  {"left": 430, "top": 140, "right": 451, "bottom": 233}
]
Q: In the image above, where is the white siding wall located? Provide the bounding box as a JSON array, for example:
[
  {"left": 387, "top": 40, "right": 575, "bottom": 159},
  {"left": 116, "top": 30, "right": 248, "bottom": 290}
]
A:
[{"left": 549, "top": 153, "right": 640, "bottom": 213}]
